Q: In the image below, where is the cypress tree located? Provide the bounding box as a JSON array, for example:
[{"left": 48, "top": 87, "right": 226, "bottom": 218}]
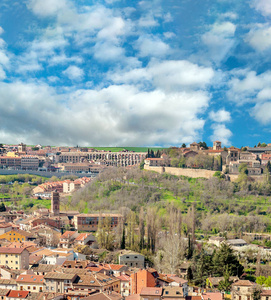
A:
[{"left": 121, "top": 227, "right": 125, "bottom": 249}]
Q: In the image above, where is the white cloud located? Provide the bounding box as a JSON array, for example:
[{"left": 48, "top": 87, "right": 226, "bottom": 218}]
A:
[
  {"left": 0, "top": 27, "right": 4, "bottom": 35},
  {"left": 108, "top": 60, "right": 214, "bottom": 93},
  {"left": 138, "top": 14, "right": 158, "bottom": 27},
  {"left": 211, "top": 124, "right": 232, "bottom": 145},
  {"left": 209, "top": 109, "right": 231, "bottom": 122},
  {"left": 135, "top": 35, "right": 170, "bottom": 58},
  {"left": 202, "top": 21, "right": 236, "bottom": 63},
  {"left": 0, "top": 80, "right": 210, "bottom": 146},
  {"left": 252, "top": 101, "right": 271, "bottom": 124},
  {"left": 93, "top": 42, "right": 125, "bottom": 62},
  {"left": 228, "top": 70, "right": 271, "bottom": 104},
  {"left": 62, "top": 66, "right": 84, "bottom": 81},
  {"left": 253, "top": 0, "right": 271, "bottom": 17},
  {"left": 246, "top": 24, "right": 271, "bottom": 51},
  {"left": 28, "top": 0, "right": 68, "bottom": 17}
]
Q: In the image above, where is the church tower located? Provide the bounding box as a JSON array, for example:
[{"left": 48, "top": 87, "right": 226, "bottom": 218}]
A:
[{"left": 51, "top": 190, "right": 60, "bottom": 216}]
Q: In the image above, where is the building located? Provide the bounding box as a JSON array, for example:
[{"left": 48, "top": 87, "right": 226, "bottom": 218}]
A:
[
  {"left": 18, "top": 143, "right": 26, "bottom": 153},
  {"left": 51, "top": 191, "right": 60, "bottom": 216},
  {"left": 139, "top": 287, "right": 163, "bottom": 300},
  {"left": 119, "top": 252, "right": 145, "bottom": 268},
  {"left": 131, "top": 269, "right": 158, "bottom": 295},
  {"left": 16, "top": 274, "right": 45, "bottom": 292},
  {"left": 0, "top": 157, "right": 21, "bottom": 169},
  {"left": 0, "top": 229, "right": 35, "bottom": 243},
  {"left": 231, "top": 280, "right": 255, "bottom": 300},
  {"left": 0, "top": 247, "right": 29, "bottom": 269},
  {"left": 213, "top": 141, "right": 222, "bottom": 151},
  {"left": 74, "top": 214, "right": 122, "bottom": 232},
  {"left": 21, "top": 156, "right": 39, "bottom": 170},
  {"left": 44, "top": 272, "right": 77, "bottom": 293}
]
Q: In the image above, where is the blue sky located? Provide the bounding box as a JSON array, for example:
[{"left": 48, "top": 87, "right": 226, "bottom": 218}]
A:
[{"left": 0, "top": 0, "right": 271, "bottom": 147}]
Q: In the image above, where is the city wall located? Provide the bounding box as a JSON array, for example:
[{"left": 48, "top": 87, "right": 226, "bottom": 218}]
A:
[
  {"left": 144, "top": 165, "right": 265, "bottom": 182},
  {"left": 144, "top": 165, "right": 216, "bottom": 178}
]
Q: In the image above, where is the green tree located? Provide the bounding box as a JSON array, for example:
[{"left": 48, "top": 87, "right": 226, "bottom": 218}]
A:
[
  {"left": 265, "top": 276, "right": 271, "bottom": 287},
  {"left": 218, "top": 266, "right": 233, "bottom": 292},
  {"left": 181, "top": 143, "right": 186, "bottom": 148},
  {"left": 256, "top": 276, "right": 266, "bottom": 285},
  {"left": 253, "top": 287, "right": 262, "bottom": 300},
  {"left": 213, "top": 243, "right": 244, "bottom": 277},
  {"left": 199, "top": 141, "right": 208, "bottom": 149},
  {"left": 121, "top": 227, "right": 126, "bottom": 249}
]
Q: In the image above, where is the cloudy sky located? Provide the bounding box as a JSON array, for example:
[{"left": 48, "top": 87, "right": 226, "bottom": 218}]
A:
[{"left": 0, "top": 0, "right": 271, "bottom": 147}]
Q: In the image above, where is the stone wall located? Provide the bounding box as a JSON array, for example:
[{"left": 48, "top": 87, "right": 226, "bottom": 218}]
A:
[
  {"left": 144, "top": 165, "right": 216, "bottom": 178},
  {"left": 144, "top": 165, "right": 265, "bottom": 182}
]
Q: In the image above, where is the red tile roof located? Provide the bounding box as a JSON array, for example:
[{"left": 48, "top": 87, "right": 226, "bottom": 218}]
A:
[
  {"left": 0, "top": 247, "right": 27, "bottom": 254},
  {"left": 7, "top": 290, "right": 29, "bottom": 298},
  {"left": 16, "top": 274, "right": 44, "bottom": 283}
]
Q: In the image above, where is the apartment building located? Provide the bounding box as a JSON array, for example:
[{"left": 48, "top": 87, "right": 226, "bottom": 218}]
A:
[
  {"left": 0, "top": 247, "right": 29, "bottom": 270},
  {"left": 74, "top": 214, "right": 122, "bottom": 232},
  {"left": 21, "top": 156, "right": 39, "bottom": 170}
]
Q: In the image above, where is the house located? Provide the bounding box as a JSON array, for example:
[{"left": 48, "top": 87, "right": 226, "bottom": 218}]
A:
[
  {"left": 131, "top": 269, "right": 158, "bottom": 295},
  {"left": 119, "top": 252, "right": 145, "bottom": 268},
  {"left": 6, "top": 290, "right": 29, "bottom": 300},
  {"left": 72, "top": 273, "right": 121, "bottom": 293},
  {"left": 0, "top": 278, "right": 17, "bottom": 290},
  {"left": 206, "top": 276, "right": 239, "bottom": 289},
  {"left": 144, "top": 158, "right": 165, "bottom": 167},
  {"left": 44, "top": 272, "right": 78, "bottom": 293},
  {"left": 202, "top": 292, "right": 223, "bottom": 300},
  {"left": 59, "top": 231, "right": 79, "bottom": 248},
  {"left": 117, "top": 274, "right": 130, "bottom": 297},
  {"left": 0, "top": 289, "right": 10, "bottom": 299},
  {"left": 227, "top": 239, "right": 247, "bottom": 248},
  {"left": 162, "top": 286, "right": 185, "bottom": 299},
  {"left": 0, "top": 247, "right": 29, "bottom": 270},
  {"left": 0, "top": 230, "right": 35, "bottom": 243},
  {"left": 231, "top": 280, "right": 256, "bottom": 300},
  {"left": 16, "top": 274, "right": 45, "bottom": 292},
  {"left": 168, "top": 276, "right": 188, "bottom": 296},
  {"left": 73, "top": 233, "right": 96, "bottom": 247},
  {"left": 139, "top": 287, "right": 163, "bottom": 300}
]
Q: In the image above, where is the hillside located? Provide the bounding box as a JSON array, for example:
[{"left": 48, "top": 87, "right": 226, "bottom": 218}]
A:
[{"left": 70, "top": 166, "right": 271, "bottom": 234}]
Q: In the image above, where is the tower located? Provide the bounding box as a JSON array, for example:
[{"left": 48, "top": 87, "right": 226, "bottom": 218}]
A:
[{"left": 51, "top": 190, "right": 60, "bottom": 216}]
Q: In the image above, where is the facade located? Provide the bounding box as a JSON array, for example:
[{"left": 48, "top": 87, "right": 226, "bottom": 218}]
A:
[
  {"left": 16, "top": 274, "right": 45, "bottom": 292},
  {"left": 21, "top": 156, "right": 39, "bottom": 170},
  {"left": 44, "top": 273, "right": 77, "bottom": 293},
  {"left": 213, "top": 141, "right": 222, "bottom": 150},
  {"left": 0, "top": 230, "right": 34, "bottom": 243},
  {"left": 0, "top": 247, "right": 29, "bottom": 270},
  {"left": 0, "top": 157, "right": 21, "bottom": 169},
  {"left": 74, "top": 214, "right": 122, "bottom": 232},
  {"left": 119, "top": 252, "right": 145, "bottom": 268},
  {"left": 231, "top": 280, "right": 255, "bottom": 300}
]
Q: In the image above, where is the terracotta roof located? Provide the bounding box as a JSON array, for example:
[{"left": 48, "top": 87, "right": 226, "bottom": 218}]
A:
[
  {"left": 0, "top": 289, "right": 9, "bottom": 296},
  {"left": 84, "top": 291, "right": 123, "bottom": 300},
  {"left": 140, "top": 287, "right": 163, "bottom": 296},
  {"left": 202, "top": 292, "right": 223, "bottom": 300},
  {"left": 162, "top": 286, "right": 184, "bottom": 298},
  {"left": 75, "top": 233, "right": 90, "bottom": 241},
  {"left": 16, "top": 274, "right": 44, "bottom": 284},
  {"left": 7, "top": 290, "right": 29, "bottom": 298},
  {"left": 60, "top": 231, "right": 77, "bottom": 239},
  {"left": 232, "top": 280, "right": 255, "bottom": 286},
  {"left": 117, "top": 274, "right": 130, "bottom": 281},
  {"left": 0, "top": 247, "right": 27, "bottom": 254}
]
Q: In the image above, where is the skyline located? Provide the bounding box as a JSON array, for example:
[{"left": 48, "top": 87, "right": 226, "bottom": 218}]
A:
[{"left": 0, "top": 0, "right": 271, "bottom": 147}]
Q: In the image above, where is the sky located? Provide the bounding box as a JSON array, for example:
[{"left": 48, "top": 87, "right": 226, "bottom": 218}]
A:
[{"left": 0, "top": 0, "right": 271, "bottom": 148}]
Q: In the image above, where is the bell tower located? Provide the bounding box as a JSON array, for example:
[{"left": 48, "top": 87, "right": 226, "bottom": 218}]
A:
[{"left": 51, "top": 190, "right": 60, "bottom": 216}]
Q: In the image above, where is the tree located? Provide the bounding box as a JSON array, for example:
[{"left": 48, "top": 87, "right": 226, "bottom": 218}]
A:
[
  {"left": 181, "top": 143, "right": 186, "bottom": 148},
  {"left": 121, "top": 227, "right": 126, "bottom": 249},
  {"left": 218, "top": 266, "right": 233, "bottom": 292},
  {"left": 0, "top": 203, "right": 6, "bottom": 212},
  {"left": 256, "top": 276, "right": 266, "bottom": 285},
  {"left": 139, "top": 207, "right": 145, "bottom": 250},
  {"left": 213, "top": 243, "right": 244, "bottom": 277},
  {"left": 199, "top": 141, "right": 208, "bottom": 149},
  {"left": 253, "top": 287, "right": 262, "bottom": 300}
]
